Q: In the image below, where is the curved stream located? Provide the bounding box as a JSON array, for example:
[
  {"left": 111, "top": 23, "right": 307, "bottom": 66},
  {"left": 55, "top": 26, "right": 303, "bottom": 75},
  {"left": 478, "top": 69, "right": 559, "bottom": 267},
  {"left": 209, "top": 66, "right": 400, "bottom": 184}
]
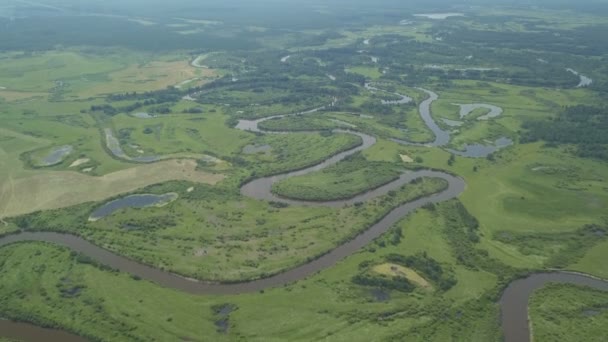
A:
[
  {"left": 389, "top": 88, "right": 512, "bottom": 157},
  {"left": 500, "top": 272, "right": 608, "bottom": 342},
  {"left": 0, "top": 114, "right": 466, "bottom": 295},
  {"left": 390, "top": 87, "right": 450, "bottom": 147},
  {"left": 1, "top": 88, "right": 606, "bottom": 341}
]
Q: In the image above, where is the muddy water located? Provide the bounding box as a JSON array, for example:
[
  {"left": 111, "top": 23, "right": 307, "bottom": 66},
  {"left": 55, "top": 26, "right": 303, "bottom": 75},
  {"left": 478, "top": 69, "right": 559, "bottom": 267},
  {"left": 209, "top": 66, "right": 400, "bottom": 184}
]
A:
[
  {"left": 235, "top": 103, "right": 333, "bottom": 132},
  {"left": 1, "top": 86, "right": 585, "bottom": 342},
  {"left": 391, "top": 87, "right": 450, "bottom": 147},
  {"left": 0, "top": 174, "right": 463, "bottom": 296},
  {"left": 500, "top": 272, "right": 608, "bottom": 342},
  {"left": 0, "top": 320, "right": 88, "bottom": 342},
  {"left": 364, "top": 83, "right": 413, "bottom": 105},
  {"left": 388, "top": 88, "right": 511, "bottom": 157},
  {"left": 0, "top": 105, "right": 465, "bottom": 296}
]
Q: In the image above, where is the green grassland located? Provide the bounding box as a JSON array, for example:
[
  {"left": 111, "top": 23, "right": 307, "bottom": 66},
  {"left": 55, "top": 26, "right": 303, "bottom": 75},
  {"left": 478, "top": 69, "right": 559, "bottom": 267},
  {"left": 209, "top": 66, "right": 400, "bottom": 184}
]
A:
[
  {"left": 348, "top": 66, "right": 383, "bottom": 79},
  {"left": 430, "top": 80, "right": 601, "bottom": 149},
  {"left": 241, "top": 132, "right": 363, "bottom": 178},
  {"left": 0, "top": 198, "right": 505, "bottom": 342},
  {"left": 110, "top": 111, "right": 251, "bottom": 159},
  {"left": 0, "top": 49, "right": 218, "bottom": 100},
  {"left": 7, "top": 176, "right": 447, "bottom": 282},
  {"left": 257, "top": 85, "right": 435, "bottom": 144},
  {"left": 530, "top": 284, "right": 608, "bottom": 342},
  {"left": 1, "top": 4, "right": 608, "bottom": 342},
  {"left": 272, "top": 153, "right": 402, "bottom": 201},
  {"left": 364, "top": 137, "right": 608, "bottom": 270}
]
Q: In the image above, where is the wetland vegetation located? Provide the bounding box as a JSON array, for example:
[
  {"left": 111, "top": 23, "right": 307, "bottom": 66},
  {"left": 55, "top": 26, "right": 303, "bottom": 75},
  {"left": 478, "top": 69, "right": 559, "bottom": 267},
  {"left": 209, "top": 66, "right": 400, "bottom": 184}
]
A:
[{"left": 1, "top": 0, "right": 608, "bottom": 341}]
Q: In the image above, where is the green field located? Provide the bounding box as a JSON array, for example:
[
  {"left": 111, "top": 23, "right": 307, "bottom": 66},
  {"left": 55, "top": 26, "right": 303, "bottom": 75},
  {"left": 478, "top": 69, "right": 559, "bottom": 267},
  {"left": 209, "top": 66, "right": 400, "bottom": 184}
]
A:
[
  {"left": 1, "top": 2, "right": 608, "bottom": 341},
  {"left": 530, "top": 284, "right": 608, "bottom": 342},
  {"left": 272, "top": 153, "right": 402, "bottom": 201}
]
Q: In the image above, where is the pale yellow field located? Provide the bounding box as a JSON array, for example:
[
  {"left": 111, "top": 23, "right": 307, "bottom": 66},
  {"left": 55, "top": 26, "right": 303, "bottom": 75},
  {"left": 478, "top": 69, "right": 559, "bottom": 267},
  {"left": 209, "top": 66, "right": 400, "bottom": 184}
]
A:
[
  {"left": 0, "top": 128, "right": 224, "bottom": 219},
  {"left": 400, "top": 154, "right": 414, "bottom": 162},
  {"left": 0, "top": 90, "right": 48, "bottom": 101},
  {"left": 0, "top": 159, "right": 224, "bottom": 219},
  {"left": 77, "top": 60, "right": 216, "bottom": 97},
  {"left": 372, "top": 263, "right": 432, "bottom": 289}
]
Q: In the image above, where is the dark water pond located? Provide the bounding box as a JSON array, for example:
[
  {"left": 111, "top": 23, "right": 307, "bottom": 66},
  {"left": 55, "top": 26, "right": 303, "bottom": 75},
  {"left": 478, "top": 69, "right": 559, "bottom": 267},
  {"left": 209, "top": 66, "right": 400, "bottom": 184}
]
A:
[
  {"left": 446, "top": 137, "right": 513, "bottom": 158},
  {"left": 41, "top": 145, "right": 73, "bottom": 166},
  {"left": 104, "top": 128, "right": 161, "bottom": 163},
  {"left": 89, "top": 193, "right": 178, "bottom": 221}
]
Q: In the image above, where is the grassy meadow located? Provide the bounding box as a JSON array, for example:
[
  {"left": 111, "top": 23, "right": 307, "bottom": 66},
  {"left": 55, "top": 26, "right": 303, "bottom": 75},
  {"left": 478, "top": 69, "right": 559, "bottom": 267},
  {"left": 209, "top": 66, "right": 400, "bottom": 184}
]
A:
[
  {"left": 529, "top": 284, "right": 608, "bottom": 342},
  {"left": 1, "top": 5, "right": 608, "bottom": 341}
]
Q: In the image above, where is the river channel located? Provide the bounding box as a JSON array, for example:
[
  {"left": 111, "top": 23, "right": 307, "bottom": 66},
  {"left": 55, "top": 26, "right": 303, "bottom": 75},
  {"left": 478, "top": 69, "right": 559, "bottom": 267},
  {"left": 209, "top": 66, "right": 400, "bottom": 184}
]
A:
[{"left": 1, "top": 87, "right": 604, "bottom": 342}]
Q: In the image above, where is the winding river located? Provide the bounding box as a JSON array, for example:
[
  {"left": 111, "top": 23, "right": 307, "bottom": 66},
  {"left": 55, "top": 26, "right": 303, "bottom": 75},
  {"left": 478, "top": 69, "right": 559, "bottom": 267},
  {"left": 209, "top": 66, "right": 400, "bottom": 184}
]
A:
[
  {"left": 390, "top": 87, "right": 451, "bottom": 147},
  {"left": 0, "top": 320, "right": 88, "bottom": 342},
  {"left": 388, "top": 88, "right": 512, "bottom": 157},
  {"left": 500, "top": 272, "right": 608, "bottom": 342},
  {"left": 1, "top": 86, "right": 606, "bottom": 342}
]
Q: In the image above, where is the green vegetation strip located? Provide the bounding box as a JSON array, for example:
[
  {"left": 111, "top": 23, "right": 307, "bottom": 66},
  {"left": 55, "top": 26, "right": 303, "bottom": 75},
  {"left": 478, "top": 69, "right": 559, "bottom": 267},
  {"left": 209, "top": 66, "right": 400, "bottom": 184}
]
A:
[{"left": 272, "top": 153, "right": 402, "bottom": 201}]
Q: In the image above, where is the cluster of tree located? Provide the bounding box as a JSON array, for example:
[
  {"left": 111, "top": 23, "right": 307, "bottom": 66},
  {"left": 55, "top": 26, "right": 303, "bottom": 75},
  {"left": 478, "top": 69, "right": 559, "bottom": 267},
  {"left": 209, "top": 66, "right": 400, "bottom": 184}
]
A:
[
  {"left": 521, "top": 105, "right": 608, "bottom": 161},
  {"left": 359, "top": 31, "right": 594, "bottom": 88},
  {"left": 386, "top": 252, "right": 457, "bottom": 291},
  {"left": 90, "top": 104, "right": 118, "bottom": 115},
  {"left": 108, "top": 89, "right": 182, "bottom": 104},
  {"left": 436, "top": 200, "right": 518, "bottom": 282},
  {"left": 119, "top": 215, "right": 177, "bottom": 230},
  {"left": 289, "top": 30, "right": 345, "bottom": 48},
  {"left": 184, "top": 107, "right": 204, "bottom": 114},
  {"left": 351, "top": 274, "right": 416, "bottom": 293},
  {"left": 494, "top": 224, "right": 607, "bottom": 269},
  {"left": 445, "top": 25, "right": 608, "bottom": 56}
]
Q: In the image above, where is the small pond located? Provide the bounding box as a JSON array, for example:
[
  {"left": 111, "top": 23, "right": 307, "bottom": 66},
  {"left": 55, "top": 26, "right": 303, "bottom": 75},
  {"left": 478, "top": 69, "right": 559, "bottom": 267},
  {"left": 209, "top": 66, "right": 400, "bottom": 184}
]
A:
[
  {"left": 89, "top": 193, "right": 178, "bottom": 221},
  {"left": 455, "top": 103, "right": 503, "bottom": 120},
  {"left": 40, "top": 145, "right": 73, "bottom": 166},
  {"left": 447, "top": 137, "right": 513, "bottom": 158}
]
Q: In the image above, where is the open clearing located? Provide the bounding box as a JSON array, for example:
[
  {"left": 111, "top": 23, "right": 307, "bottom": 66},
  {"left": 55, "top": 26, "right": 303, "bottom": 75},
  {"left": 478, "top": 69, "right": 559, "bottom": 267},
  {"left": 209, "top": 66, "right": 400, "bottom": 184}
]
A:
[
  {"left": 400, "top": 154, "right": 414, "bottom": 162},
  {"left": 69, "top": 158, "right": 90, "bottom": 168},
  {"left": 0, "top": 159, "right": 224, "bottom": 219},
  {"left": 78, "top": 60, "right": 216, "bottom": 97},
  {"left": 372, "top": 263, "right": 432, "bottom": 289}
]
